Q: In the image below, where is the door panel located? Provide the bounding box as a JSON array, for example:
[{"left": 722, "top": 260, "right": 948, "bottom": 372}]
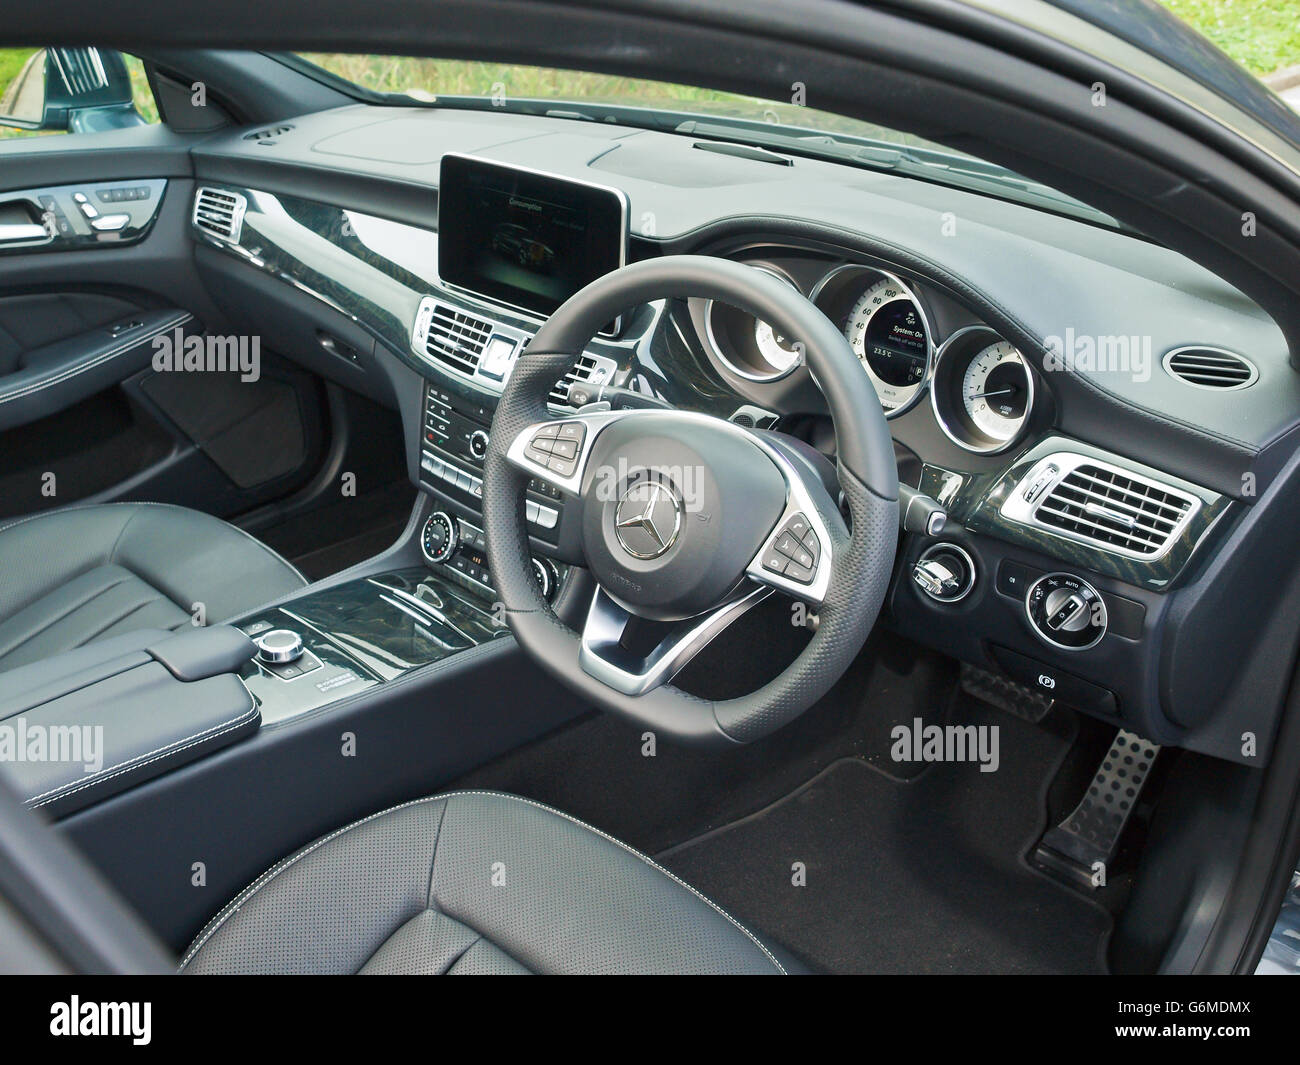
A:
[{"left": 0, "top": 131, "right": 329, "bottom": 521}]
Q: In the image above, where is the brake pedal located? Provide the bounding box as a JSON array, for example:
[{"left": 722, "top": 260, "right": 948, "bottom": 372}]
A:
[{"left": 1035, "top": 729, "right": 1160, "bottom": 890}]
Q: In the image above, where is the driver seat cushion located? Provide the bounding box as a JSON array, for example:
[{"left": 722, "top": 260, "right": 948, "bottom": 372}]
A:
[
  {"left": 179, "top": 791, "right": 791, "bottom": 975},
  {"left": 0, "top": 502, "right": 306, "bottom": 672}
]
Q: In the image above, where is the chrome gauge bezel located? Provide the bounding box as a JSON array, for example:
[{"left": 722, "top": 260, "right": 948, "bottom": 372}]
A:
[
  {"left": 810, "top": 264, "right": 935, "bottom": 420},
  {"left": 702, "top": 262, "right": 805, "bottom": 383},
  {"left": 930, "top": 325, "right": 1036, "bottom": 454}
]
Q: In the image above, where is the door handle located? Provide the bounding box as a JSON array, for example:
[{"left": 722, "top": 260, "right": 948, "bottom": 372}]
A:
[{"left": 0, "top": 222, "right": 51, "bottom": 244}]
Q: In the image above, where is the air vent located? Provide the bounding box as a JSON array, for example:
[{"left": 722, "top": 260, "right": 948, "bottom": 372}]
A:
[
  {"left": 1163, "top": 346, "right": 1257, "bottom": 390},
  {"left": 414, "top": 300, "right": 493, "bottom": 375},
  {"left": 192, "top": 187, "right": 246, "bottom": 243},
  {"left": 1033, "top": 461, "right": 1197, "bottom": 558},
  {"left": 550, "top": 353, "right": 616, "bottom": 406},
  {"left": 243, "top": 125, "right": 294, "bottom": 141}
]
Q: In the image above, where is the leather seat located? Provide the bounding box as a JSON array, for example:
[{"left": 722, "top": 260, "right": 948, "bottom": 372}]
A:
[
  {"left": 179, "top": 791, "right": 792, "bottom": 975},
  {"left": 0, "top": 502, "right": 306, "bottom": 672}
]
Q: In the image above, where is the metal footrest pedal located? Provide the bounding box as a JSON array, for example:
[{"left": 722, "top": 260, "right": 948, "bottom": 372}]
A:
[{"left": 1035, "top": 728, "right": 1160, "bottom": 891}]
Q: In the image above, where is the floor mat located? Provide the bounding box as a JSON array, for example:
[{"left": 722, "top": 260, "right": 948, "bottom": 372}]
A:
[
  {"left": 451, "top": 631, "right": 959, "bottom": 855},
  {"left": 658, "top": 702, "right": 1112, "bottom": 974}
]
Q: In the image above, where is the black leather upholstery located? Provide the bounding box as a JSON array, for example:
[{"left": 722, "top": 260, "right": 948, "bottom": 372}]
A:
[
  {"left": 180, "top": 791, "right": 790, "bottom": 975},
  {"left": 0, "top": 502, "right": 306, "bottom": 672}
]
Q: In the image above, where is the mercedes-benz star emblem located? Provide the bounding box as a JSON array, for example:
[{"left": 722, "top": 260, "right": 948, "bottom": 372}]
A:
[{"left": 614, "top": 480, "right": 683, "bottom": 560}]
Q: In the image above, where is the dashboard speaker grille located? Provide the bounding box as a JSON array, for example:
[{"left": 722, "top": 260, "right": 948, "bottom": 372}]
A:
[
  {"left": 1163, "top": 347, "right": 1257, "bottom": 390},
  {"left": 1036, "top": 463, "right": 1195, "bottom": 557},
  {"left": 193, "top": 187, "right": 246, "bottom": 243}
]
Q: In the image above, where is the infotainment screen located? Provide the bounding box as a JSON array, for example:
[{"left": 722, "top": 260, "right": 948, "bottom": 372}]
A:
[{"left": 437, "top": 155, "right": 629, "bottom": 323}]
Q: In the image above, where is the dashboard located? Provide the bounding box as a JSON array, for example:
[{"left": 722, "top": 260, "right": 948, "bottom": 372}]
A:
[{"left": 182, "top": 102, "right": 1300, "bottom": 768}]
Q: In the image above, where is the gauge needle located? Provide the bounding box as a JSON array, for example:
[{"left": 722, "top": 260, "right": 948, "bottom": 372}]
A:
[{"left": 968, "top": 387, "right": 1016, "bottom": 399}]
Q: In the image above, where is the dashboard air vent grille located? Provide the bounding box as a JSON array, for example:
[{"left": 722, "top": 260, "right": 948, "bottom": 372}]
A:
[
  {"left": 422, "top": 304, "right": 493, "bottom": 375},
  {"left": 1036, "top": 463, "right": 1195, "bottom": 557},
  {"left": 1163, "top": 347, "right": 1257, "bottom": 390},
  {"left": 243, "top": 125, "right": 294, "bottom": 141},
  {"left": 550, "top": 354, "right": 614, "bottom": 406},
  {"left": 193, "top": 187, "right": 246, "bottom": 243}
]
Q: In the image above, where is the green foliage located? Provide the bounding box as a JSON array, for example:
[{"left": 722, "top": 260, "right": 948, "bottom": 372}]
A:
[{"left": 1159, "top": 0, "right": 1300, "bottom": 74}]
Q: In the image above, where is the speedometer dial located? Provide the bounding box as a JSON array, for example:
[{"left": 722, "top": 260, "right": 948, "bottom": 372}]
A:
[
  {"left": 962, "top": 341, "right": 1030, "bottom": 442},
  {"left": 841, "top": 276, "right": 931, "bottom": 415}
]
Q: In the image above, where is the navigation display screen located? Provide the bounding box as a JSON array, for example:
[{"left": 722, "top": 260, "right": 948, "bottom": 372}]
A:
[{"left": 437, "top": 155, "right": 628, "bottom": 321}]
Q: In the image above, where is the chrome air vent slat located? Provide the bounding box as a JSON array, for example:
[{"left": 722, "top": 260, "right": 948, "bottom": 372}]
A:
[
  {"left": 1163, "top": 346, "right": 1257, "bottom": 390},
  {"left": 192, "top": 187, "right": 246, "bottom": 243},
  {"left": 1001, "top": 453, "right": 1201, "bottom": 562}
]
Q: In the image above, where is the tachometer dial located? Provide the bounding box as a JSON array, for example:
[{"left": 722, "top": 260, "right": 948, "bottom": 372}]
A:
[
  {"left": 931, "top": 327, "right": 1036, "bottom": 454},
  {"left": 962, "top": 341, "right": 1030, "bottom": 442}
]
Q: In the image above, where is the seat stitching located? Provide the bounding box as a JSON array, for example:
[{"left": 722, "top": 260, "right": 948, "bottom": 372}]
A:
[
  {"left": 27, "top": 701, "right": 259, "bottom": 807},
  {"left": 178, "top": 790, "right": 786, "bottom": 975},
  {"left": 424, "top": 798, "right": 450, "bottom": 908}
]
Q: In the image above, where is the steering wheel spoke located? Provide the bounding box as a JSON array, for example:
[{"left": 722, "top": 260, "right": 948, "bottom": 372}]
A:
[
  {"left": 504, "top": 409, "right": 625, "bottom": 495},
  {"left": 743, "top": 448, "right": 836, "bottom": 607},
  {"left": 578, "top": 583, "right": 772, "bottom": 695}
]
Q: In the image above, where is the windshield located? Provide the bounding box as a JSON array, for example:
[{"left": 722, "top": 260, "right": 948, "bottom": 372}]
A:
[{"left": 286, "top": 53, "right": 1122, "bottom": 229}]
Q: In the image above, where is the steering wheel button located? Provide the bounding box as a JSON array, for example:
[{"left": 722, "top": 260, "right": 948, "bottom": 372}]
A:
[
  {"left": 785, "top": 514, "right": 811, "bottom": 539},
  {"left": 775, "top": 532, "right": 803, "bottom": 559},
  {"left": 761, "top": 548, "right": 788, "bottom": 575},
  {"left": 784, "top": 560, "right": 815, "bottom": 584},
  {"left": 550, "top": 438, "right": 579, "bottom": 460},
  {"left": 548, "top": 456, "right": 576, "bottom": 477},
  {"left": 534, "top": 423, "right": 560, "bottom": 439},
  {"left": 529, "top": 435, "right": 555, "bottom": 453},
  {"left": 557, "top": 422, "right": 585, "bottom": 441}
]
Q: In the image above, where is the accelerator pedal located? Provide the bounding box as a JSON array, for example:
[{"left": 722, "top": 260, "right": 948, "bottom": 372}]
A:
[{"left": 1035, "top": 729, "right": 1160, "bottom": 890}]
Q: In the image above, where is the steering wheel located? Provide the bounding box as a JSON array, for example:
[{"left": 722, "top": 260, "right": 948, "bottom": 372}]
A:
[{"left": 483, "top": 255, "right": 898, "bottom": 746}]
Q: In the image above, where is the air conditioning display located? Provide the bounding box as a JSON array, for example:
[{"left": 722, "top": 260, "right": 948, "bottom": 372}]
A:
[{"left": 437, "top": 155, "right": 628, "bottom": 321}]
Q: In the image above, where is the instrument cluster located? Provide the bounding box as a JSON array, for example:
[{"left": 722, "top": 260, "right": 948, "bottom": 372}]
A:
[{"left": 699, "top": 256, "right": 1039, "bottom": 453}]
